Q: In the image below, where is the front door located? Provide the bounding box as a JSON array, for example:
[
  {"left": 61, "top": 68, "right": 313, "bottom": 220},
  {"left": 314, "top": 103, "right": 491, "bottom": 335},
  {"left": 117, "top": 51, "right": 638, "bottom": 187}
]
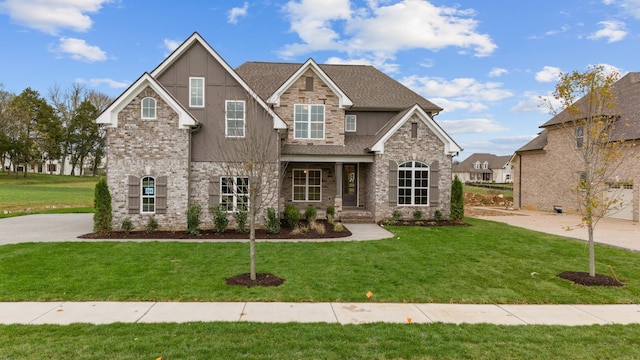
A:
[{"left": 343, "top": 164, "right": 357, "bottom": 207}]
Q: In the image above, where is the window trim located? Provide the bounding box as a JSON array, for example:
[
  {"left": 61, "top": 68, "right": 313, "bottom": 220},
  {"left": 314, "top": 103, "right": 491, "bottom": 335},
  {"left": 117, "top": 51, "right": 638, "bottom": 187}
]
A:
[
  {"left": 294, "top": 104, "right": 325, "bottom": 140},
  {"left": 189, "top": 77, "right": 205, "bottom": 108},
  {"left": 141, "top": 97, "right": 157, "bottom": 119},
  {"left": 292, "top": 169, "right": 322, "bottom": 202},
  {"left": 345, "top": 114, "right": 357, "bottom": 132},
  {"left": 397, "top": 161, "right": 430, "bottom": 206},
  {"left": 141, "top": 176, "right": 156, "bottom": 214},
  {"left": 225, "top": 100, "right": 246, "bottom": 138},
  {"left": 220, "top": 176, "right": 249, "bottom": 212},
  {"left": 576, "top": 125, "right": 584, "bottom": 149}
]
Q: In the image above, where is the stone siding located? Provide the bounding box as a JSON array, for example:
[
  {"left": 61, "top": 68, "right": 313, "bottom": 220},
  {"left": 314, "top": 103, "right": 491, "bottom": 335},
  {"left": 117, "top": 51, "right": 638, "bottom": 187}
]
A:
[
  {"left": 106, "top": 87, "right": 191, "bottom": 230},
  {"left": 373, "top": 115, "right": 453, "bottom": 222},
  {"left": 280, "top": 163, "right": 337, "bottom": 215}
]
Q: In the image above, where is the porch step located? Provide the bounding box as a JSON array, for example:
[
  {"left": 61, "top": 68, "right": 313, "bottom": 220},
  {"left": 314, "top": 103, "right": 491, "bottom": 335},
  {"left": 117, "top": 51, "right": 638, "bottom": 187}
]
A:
[{"left": 339, "top": 209, "right": 375, "bottom": 223}]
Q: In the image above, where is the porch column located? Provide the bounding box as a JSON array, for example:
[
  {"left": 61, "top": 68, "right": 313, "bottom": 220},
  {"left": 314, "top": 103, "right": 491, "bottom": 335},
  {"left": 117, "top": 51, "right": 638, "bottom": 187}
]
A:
[{"left": 335, "top": 162, "right": 343, "bottom": 214}]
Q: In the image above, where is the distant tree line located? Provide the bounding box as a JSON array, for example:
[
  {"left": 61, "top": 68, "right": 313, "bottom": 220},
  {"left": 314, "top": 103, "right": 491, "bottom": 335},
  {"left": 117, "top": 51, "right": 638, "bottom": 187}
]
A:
[{"left": 0, "top": 83, "right": 112, "bottom": 176}]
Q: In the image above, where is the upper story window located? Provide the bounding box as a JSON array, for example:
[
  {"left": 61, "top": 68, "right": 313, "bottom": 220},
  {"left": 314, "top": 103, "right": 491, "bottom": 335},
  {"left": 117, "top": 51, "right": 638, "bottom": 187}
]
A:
[
  {"left": 189, "top": 77, "right": 204, "bottom": 108},
  {"left": 474, "top": 161, "right": 481, "bottom": 169},
  {"left": 294, "top": 104, "right": 324, "bottom": 139},
  {"left": 345, "top": 115, "right": 356, "bottom": 132},
  {"left": 576, "top": 125, "right": 584, "bottom": 148},
  {"left": 141, "top": 97, "right": 156, "bottom": 119},
  {"left": 293, "top": 169, "right": 321, "bottom": 202},
  {"left": 141, "top": 176, "right": 156, "bottom": 213},
  {"left": 482, "top": 161, "right": 489, "bottom": 169},
  {"left": 226, "top": 100, "right": 245, "bottom": 137},
  {"left": 398, "top": 161, "right": 429, "bottom": 206}
]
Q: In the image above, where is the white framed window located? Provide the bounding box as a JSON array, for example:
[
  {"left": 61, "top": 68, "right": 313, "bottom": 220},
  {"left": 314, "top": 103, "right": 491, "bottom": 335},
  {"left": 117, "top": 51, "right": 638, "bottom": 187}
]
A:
[
  {"left": 474, "top": 161, "right": 481, "bottom": 169},
  {"left": 576, "top": 125, "right": 584, "bottom": 148},
  {"left": 293, "top": 169, "right": 321, "bottom": 202},
  {"left": 398, "top": 161, "right": 429, "bottom": 206},
  {"left": 141, "top": 97, "right": 156, "bottom": 119},
  {"left": 221, "top": 177, "right": 249, "bottom": 212},
  {"left": 189, "top": 77, "right": 204, "bottom": 108},
  {"left": 345, "top": 115, "right": 356, "bottom": 132},
  {"left": 482, "top": 161, "right": 489, "bottom": 169},
  {"left": 141, "top": 176, "right": 156, "bottom": 213},
  {"left": 294, "top": 104, "right": 324, "bottom": 139},
  {"left": 225, "top": 100, "right": 245, "bottom": 137}
]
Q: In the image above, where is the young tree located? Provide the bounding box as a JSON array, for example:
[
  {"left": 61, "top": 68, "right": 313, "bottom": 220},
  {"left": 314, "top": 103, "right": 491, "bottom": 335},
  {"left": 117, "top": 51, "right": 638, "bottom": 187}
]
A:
[
  {"left": 549, "top": 65, "right": 627, "bottom": 277},
  {"left": 450, "top": 175, "right": 464, "bottom": 220},
  {"left": 93, "top": 177, "right": 112, "bottom": 234}
]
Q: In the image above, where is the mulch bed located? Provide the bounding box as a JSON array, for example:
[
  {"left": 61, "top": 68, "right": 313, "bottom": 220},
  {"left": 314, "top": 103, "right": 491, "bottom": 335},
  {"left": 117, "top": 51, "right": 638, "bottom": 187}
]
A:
[
  {"left": 380, "top": 219, "right": 470, "bottom": 227},
  {"left": 226, "top": 273, "right": 286, "bottom": 287},
  {"left": 558, "top": 271, "right": 624, "bottom": 287}
]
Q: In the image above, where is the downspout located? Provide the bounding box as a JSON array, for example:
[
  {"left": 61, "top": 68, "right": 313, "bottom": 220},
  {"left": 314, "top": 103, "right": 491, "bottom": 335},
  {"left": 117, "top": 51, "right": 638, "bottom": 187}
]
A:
[{"left": 518, "top": 153, "right": 522, "bottom": 209}]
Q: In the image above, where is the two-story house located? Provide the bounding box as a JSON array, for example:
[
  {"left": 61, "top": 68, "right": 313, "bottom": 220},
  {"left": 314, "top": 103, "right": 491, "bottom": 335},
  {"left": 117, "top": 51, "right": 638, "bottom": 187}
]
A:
[
  {"left": 452, "top": 153, "right": 512, "bottom": 183},
  {"left": 96, "top": 33, "right": 462, "bottom": 229}
]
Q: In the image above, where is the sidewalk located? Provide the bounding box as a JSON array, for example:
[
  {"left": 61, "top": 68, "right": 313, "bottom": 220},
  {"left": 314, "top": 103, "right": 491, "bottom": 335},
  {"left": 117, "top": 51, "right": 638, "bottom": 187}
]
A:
[{"left": 2, "top": 301, "right": 640, "bottom": 326}]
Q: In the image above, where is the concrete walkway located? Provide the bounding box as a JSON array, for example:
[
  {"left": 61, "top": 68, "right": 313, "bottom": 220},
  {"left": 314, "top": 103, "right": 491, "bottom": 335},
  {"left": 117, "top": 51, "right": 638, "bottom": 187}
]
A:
[{"left": 2, "top": 301, "right": 640, "bottom": 326}]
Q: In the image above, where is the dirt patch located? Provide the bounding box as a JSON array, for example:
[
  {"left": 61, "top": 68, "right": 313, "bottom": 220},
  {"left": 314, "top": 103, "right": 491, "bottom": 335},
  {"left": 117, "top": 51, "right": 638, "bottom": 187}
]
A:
[
  {"left": 79, "top": 220, "right": 351, "bottom": 240},
  {"left": 558, "top": 271, "right": 624, "bottom": 287},
  {"left": 465, "top": 192, "right": 513, "bottom": 208},
  {"left": 226, "top": 273, "right": 285, "bottom": 287}
]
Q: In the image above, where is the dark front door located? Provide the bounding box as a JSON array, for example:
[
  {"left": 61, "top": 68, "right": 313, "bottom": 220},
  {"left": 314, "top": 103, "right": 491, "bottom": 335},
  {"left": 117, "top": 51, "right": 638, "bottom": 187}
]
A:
[{"left": 343, "top": 164, "right": 357, "bottom": 207}]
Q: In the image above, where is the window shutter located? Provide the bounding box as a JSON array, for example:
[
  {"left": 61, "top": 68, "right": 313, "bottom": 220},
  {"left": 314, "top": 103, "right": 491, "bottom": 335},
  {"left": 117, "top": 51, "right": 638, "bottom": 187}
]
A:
[
  {"left": 128, "top": 175, "right": 140, "bottom": 214},
  {"left": 429, "top": 161, "right": 440, "bottom": 207},
  {"left": 156, "top": 176, "right": 167, "bottom": 214},
  {"left": 209, "top": 177, "right": 220, "bottom": 207},
  {"left": 388, "top": 160, "right": 398, "bottom": 205}
]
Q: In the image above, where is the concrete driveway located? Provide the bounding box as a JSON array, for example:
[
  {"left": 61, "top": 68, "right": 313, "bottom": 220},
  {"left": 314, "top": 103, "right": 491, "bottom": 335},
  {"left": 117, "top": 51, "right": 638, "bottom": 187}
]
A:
[
  {"left": 0, "top": 213, "right": 93, "bottom": 245},
  {"left": 471, "top": 207, "right": 640, "bottom": 251}
]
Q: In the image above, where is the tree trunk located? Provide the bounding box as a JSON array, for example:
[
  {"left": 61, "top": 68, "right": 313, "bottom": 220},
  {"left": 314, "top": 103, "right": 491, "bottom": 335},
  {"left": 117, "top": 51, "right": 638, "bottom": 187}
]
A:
[
  {"left": 249, "top": 203, "right": 257, "bottom": 281},
  {"left": 588, "top": 222, "right": 596, "bottom": 277}
]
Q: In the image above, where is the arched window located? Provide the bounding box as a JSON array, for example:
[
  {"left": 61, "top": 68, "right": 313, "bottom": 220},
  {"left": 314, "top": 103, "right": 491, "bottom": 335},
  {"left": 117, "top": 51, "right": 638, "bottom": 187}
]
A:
[
  {"left": 141, "top": 176, "right": 156, "bottom": 213},
  {"left": 482, "top": 161, "right": 489, "bottom": 169},
  {"left": 398, "top": 161, "right": 429, "bottom": 206},
  {"left": 474, "top": 161, "right": 481, "bottom": 169},
  {"left": 141, "top": 97, "right": 156, "bottom": 119}
]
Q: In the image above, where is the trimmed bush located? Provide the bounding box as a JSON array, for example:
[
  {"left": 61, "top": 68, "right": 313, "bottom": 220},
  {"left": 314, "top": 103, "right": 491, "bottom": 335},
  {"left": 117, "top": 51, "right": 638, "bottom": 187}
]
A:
[
  {"left": 264, "top": 207, "right": 280, "bottom": 234},
  {"left": 412, "top": 209, "right": 423, "bottom": 220},
  {"left": 434, "top": 209, "right": 443, "bottom": 221},
  {"left": 305, "top": 205, "right": 317, "bottom": 222},
  {"left": 186, "top": 203, "right": 202, "bottom": 236},
  {"left": 121, "top": 218, "right": 134, "bottom": 235},
  {"left": 210, "top": 204, "right": 228, "bottom": 234},
  {"left": 326, "top": 205, "right": 336, "bottom": 224},
  {"left": 145, "top": 217, "right": 159, "bottom": 233},
  {"left": 333, "top": 222, "right": 344, "bottom": 232},
  {"left": 234, "top": 209, "right": 248, "bottom": 233},
  {"left": 450, "top": 175, "right": 464, "bottom": 220},
  {"left": 392, "top": 210, "right": 403, "bottom": 221},
  {"left": 284, "top": 204, "right": 300, "bottom": 228},
  {"left": 93, "top": 177, "right": 112, "bottom": 234}
]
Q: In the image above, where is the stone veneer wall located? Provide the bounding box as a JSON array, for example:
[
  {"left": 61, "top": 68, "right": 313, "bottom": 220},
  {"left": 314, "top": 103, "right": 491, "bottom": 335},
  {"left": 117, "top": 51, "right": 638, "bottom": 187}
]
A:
[
  {"left": 280, "top": 163, "right": 337, "bottom": 214},
  {"left": 373, "top": 115, "right": 453, "bottom": 222},
  {"left": 276, "top": 69, "right": 345, "bottom": 146},
  {"left": 107, "top": 87, "right": 191, "bottom": 230}
]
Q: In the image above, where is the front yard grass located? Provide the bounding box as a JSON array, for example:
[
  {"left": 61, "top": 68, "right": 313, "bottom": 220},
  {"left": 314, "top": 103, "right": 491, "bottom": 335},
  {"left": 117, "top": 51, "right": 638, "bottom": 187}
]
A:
[
  {"left": 1, "top": 322, "right": 639, "bottom": 359},
  {"left": 0, "top": 173, "right": 97, "bottom": 217},
  {"left": 1, "top": 218, "right": 638, "bottom": 303}
]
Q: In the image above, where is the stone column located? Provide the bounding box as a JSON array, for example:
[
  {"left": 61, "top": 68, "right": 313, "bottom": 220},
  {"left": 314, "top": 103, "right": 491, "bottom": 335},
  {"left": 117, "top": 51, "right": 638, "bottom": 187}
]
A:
[{"left": 335, "top": 162, "right": 343, "bottom": 214}]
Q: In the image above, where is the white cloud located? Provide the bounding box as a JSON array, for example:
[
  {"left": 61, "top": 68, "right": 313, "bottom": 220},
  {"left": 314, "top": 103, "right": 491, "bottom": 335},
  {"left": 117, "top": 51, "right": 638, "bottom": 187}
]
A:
[
  {"left": 535, "top": 66, "right": 562, "bottom": 83},
  {"left": 56, "top": 37, "right": 107, "bottom": 62},
  {"left": 588, "top": 20, "right": 627, "bottom": 42},
  {"left": 488, "top": 67, "right": 508, "bottom": 77},
  {"left": 163, "top": 38, "right": 181, "bottom": 55},
  {"left": 440, "top": 118, "right": 508, "bottom": 134},
  {"left": 606, "top": 0, "right": 640, "bottom": 19},
  {"left": 280, "top": 0, "right": 496, "bottom": 63},
  {"left": 228, "top": 2, "right": 249, "bottom": 24},
  {"left": 401, "top": 75, "right": 513, "bottom": 113},
  {"left": 0, "top": 0, "right": 111, "bottom": 35},
  {"left": 76, "top": 77, "right": 129, "bottom": 89},
  {"left": 511, "top": 92, "right": 560, "bottom": 114}
]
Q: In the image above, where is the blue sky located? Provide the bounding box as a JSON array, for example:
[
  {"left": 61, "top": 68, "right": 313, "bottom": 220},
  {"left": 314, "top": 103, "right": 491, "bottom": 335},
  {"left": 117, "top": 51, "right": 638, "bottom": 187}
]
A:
[{"left": 1, "top": 0, "right": 639, "bottom": 159}]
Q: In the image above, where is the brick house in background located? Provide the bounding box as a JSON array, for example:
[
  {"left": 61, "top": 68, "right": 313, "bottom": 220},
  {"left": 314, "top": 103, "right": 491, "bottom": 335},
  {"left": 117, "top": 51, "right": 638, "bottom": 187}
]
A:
[
  {"left": 452, "top": 153, "right": 512, "bottom": 183},
  {"left": 96, "top": 33, "right": 462, "bottom": 229},
  {"left": 512, "top": 72, "right": 640, "bottom": 222}
]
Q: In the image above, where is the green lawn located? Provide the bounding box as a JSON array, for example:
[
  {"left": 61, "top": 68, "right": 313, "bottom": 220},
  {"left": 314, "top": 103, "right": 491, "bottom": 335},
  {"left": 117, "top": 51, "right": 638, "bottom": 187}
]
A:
[
  {"left": 1, "top": 322, "right": 639, "bottom": 359},
  {"left": 0, "top": 173, "right": 97, "bottom": 217},
  {"left": 1, "top": 218, "right": 638, "bottom": 303}
]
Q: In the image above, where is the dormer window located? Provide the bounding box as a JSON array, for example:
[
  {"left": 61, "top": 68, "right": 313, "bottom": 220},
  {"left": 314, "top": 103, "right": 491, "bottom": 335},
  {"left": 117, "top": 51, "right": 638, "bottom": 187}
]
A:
[
  {"left": 141, "top": 97, "right": 156, "bottom": 119},
  {"left": 474, "top": 161, "right": 481, "bottom": 169},
  {"left": 482, "top": 161, "right": 489, "bottom": 169},
  {"left": 345, "top": 115, "right": 356, "bottom": 132},
  {"left": 189, "top": 77, "right": 204, "bottom": 108}
]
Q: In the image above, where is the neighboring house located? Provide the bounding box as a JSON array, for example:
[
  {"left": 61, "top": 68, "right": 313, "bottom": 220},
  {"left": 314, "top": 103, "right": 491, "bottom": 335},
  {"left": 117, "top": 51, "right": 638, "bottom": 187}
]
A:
[
  {"left": 512, "top": 72, "right": 640, "bottom": 222},
  {"left": 96, "top": 33, "right": 462, "bottom": 229},
  {"left": 452, "top": 153, "right": 512, "bottom": 183},
  {"left": 2, "top": 157, "right": 86, "bottom": 176}
]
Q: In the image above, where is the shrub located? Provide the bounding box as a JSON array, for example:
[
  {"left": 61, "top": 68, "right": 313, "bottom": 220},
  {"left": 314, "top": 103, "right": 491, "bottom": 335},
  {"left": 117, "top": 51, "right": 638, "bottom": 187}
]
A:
[
  {"left": 392, "top": 210, "right": 402, "bottom": 221},
  {"left": 145, "top": 217, "right": 159, "bottom": 233},
  {"left": 314, "top": 222, "right": 326, "bottom": 235},
  {"left": 415, "top": 221, "right": 424, "bottom": 226},
  {"left": 186, "top": 203, "right": 202, "bottom": 236},
  {"left": 264, "top": 207, "right": 280, "bottom": 234},
  {"left": 412, "top": 209, "right": 423, "bottom": 220},
  {"left": 326, "top": 205, "right": 336, "bottom": 224},
  {"left": 304, "top": 205, "right": 317, "bottom": 222},
  {"left": 434, "top": 209, "right": 443, "bottom": 221},
  {"left": 284, "top": 204, "right": 300, "bottom": 228},
  {"left": 121, "top": 218, "right": 134, "bottom": 235},
  {"left": 234, "top": 209, "right": 248, "bottom": 233},
  {"left": 450, "top": 175, "right": 465, "bottom": 220},
  {"left": 210, "top": 204, "right": 228, "bottom": 233},
  {"left": 93, "top": 177, "right": 112, "bottom": 234},
  {"left": 382, "top": 219, "right": 397, "bottom": 226},
  {"left": 333, "top": 222, "right": 344, "bottom": 232}
]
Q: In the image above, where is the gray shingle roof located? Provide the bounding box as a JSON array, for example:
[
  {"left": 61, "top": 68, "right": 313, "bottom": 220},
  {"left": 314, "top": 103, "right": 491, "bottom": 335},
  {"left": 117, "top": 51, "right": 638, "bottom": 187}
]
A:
[
  {"left": 515, "top": 130, "right": 548, "bottom": 152},
  {"left": 452, "top": 153, "right": 511, "bottom": 173},
  {"left": 541, "top": 72, "right": 640, "bottom": 141},
  {"left": 282, "top": 136, "right": 375, "bottom": 156},
  {"left": 235, "top": 61, "right": 442, "bottom": 112}
]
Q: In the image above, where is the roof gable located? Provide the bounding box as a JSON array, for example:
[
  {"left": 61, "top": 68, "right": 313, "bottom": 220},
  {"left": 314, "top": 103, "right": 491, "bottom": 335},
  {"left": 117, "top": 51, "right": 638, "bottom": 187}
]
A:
[
  {"left": 96, "top": 73, "right": 197, "bottom": 129},
  {"left": 151, "top": 32, "right": 286, "bottom": 130},
  {"left": 266, "top": 58, "right": 353, "bottom": 108},
  {"left": 369, "top": 104, "right": 462, "bottom": 155}
]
